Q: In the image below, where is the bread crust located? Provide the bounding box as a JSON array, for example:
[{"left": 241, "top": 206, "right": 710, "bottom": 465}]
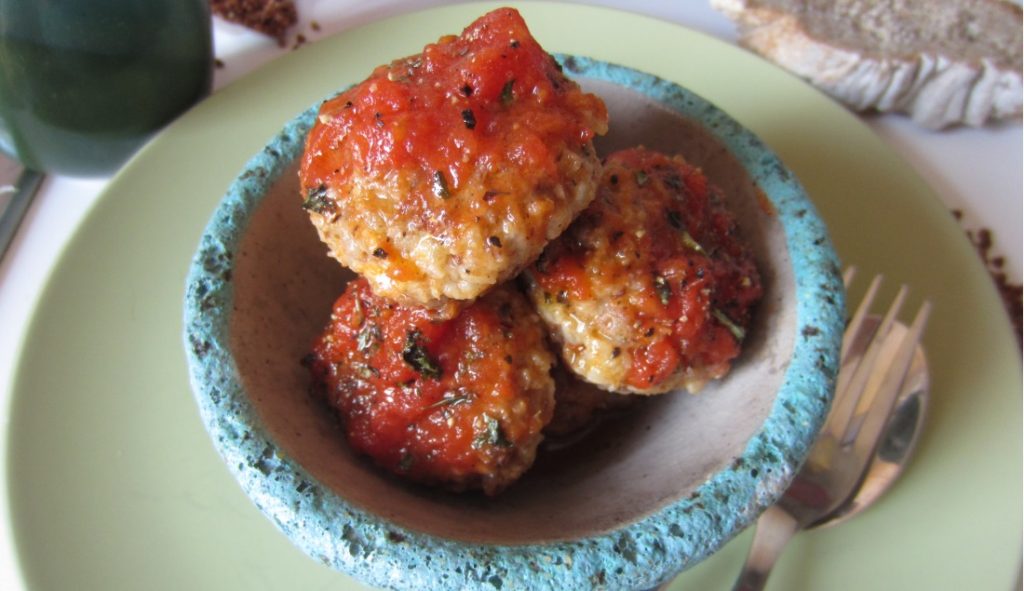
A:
[{"left": 712, "top": 0, "right": 1023, "bottom": 128}]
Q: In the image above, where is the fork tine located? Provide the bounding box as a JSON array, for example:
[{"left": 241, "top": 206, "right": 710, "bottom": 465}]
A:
[
  {"left": 841, "top": 274, "right": 883, "bottom": 360},
  {"left": 833, "top": 285, "right": 908, "bottom": 443},
  {"left": 827, "top": 280, "right": 904, "bottom": 440},
  {"left": 842, "top": 266, "right": 857, "bottom": 289},
  {"left": 850, "top": 300, "right": 932, "bottom": 459},
  {"left": 830, "top": 273, "right": 881, "bottom": 416}
]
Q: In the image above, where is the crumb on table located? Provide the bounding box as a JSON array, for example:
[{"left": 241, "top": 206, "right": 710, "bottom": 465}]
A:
[
  {"left": 953, "top": 209, "right": 1022, "bottom": 346},
  {"left": 210, "top": 0, "right": 298, "bottom": 47}
]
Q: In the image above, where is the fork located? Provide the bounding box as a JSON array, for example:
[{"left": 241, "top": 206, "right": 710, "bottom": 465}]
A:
[
  {"left": 0, "top": 161, "right": 45, "bottom": 262},
  {"left": 730, "top": 269, "right": 932, "bottom": 591}
]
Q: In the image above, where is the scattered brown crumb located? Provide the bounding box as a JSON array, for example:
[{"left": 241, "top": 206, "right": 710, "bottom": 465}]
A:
[
  {"left": 210, "top": 0, "right": 298, "bottom": 47},
  {"left": 310, "top": 20, "right": 321, "bottom": 32},
  {"left": 214, "top": 58, "right": 226, "bottom": 69},
  {"left": 292, "top": 33, "right": 307, "bottom": 50},
  {"left": 953, "top": 209, "right": 1023, "bottom": 347}
]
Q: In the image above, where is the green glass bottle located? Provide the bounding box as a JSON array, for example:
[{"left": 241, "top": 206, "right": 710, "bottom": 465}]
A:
[{"left": 0, "top": 0, "right": 213, "bottom": 176}]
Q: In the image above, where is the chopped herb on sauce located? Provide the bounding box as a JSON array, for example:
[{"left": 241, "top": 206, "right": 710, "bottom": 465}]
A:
[
  {"left": 427, "top": 394, "right": 471, "bottom": 410},
  {"left": 356, "top": 323, "right": 381, "bottom": 352},
  {"left": 474, "top": 414, "right": 513, "bottom": 449},
  {"left": 666, "top": 209, "right": 684, "bottom": 230},
  {"left": 634, "top": 170, "right": 649, "bottom": 186},
  {"left": 301, "top": 185, "right": 335, "bottom": 215},
  {"left": 463, "top": 349, "right": 486, "bottom": 363},
  {"left": 681, "top": 230, "right": 706, "bottom": 254},
  {"left": 654, "top": 275, "right": 671, "bottom": 305},
  {"left": 402, "top": 330, "right": 442, "bottom": 378},
  {"left": 350, "top": 298, "right": 365, "bottom": 326},
  {"left": 372, "top": 247, "right": 388, "bottom": 258},
  {"left": 713, "top": 308, "right": 746, "bottom": 341},
  {"left": 500, "top": 79, "right": 515, "bottom": 105},
  {"left": 487, "top": 235, "right": 502, "bottom": 247},
  {"left": 461, "top": 108, "right": 476, "bottom": 129},
  {"left": 352, "top": 361, "right": 380, "bottom": 379},
  {"left": 432, "top": 170, "right": 451, "bottom": 198}
]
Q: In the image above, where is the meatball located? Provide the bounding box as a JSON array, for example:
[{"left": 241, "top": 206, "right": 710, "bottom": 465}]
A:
[
  {"left": 523, "top": 147, "right": 763, "bottom": 395},
  {"left": 544, "top": 363, "right": 637, "bottom": 439},
  {"left": 306, "top": 278, "right": 556, "bottom": 495},
  {"left": 299, "top": 8, "right": 608, "bottom": 318}
]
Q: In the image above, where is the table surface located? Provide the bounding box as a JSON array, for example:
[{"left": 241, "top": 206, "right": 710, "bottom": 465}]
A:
[{"left": 0, "top": 2, "right": 1020, "bottom": 590}]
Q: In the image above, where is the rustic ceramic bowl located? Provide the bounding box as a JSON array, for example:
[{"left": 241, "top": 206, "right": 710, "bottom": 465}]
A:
[{"left": 183, "top": 57, "right": 844, "bottom": 591}]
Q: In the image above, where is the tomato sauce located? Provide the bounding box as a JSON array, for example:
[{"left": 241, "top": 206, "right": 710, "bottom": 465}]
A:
[
  {"left": 306, "top": 279, "right": 554, "bottom": 494},
  {"left": 299, "top": 7, "right": 607, "bottom": 214}
]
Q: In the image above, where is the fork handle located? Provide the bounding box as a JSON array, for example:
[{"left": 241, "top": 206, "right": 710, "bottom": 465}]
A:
[
  {"left": 732, "top": 506, "right": 801, "bottom": 591},
  {"left": 0, "top": 168, "right": 44, "bottom": 262}
]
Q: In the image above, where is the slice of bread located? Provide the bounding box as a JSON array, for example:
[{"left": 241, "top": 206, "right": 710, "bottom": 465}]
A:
[{"left": 712, "top": 0, "right": 1023, "bottom": 129}]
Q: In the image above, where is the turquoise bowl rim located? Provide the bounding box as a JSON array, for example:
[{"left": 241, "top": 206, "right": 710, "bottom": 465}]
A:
[{"left": 183, "top": 56, "right": 844, "bottom": 591}]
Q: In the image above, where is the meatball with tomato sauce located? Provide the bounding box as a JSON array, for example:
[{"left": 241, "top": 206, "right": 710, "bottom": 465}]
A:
[
  {"left": 523, "top": 148, "right": 763, "bottom": 395},
  {"left": 306, "top": 278, "right": 556, "bottom": 495},
  {"left": 299, "top": 8, "right": 608, "bottom": 318}
]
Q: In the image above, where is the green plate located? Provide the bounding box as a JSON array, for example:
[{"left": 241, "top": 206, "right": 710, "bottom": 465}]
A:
[{"left": 6, "top": 2, "right": 1020, "bottom": 590}]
